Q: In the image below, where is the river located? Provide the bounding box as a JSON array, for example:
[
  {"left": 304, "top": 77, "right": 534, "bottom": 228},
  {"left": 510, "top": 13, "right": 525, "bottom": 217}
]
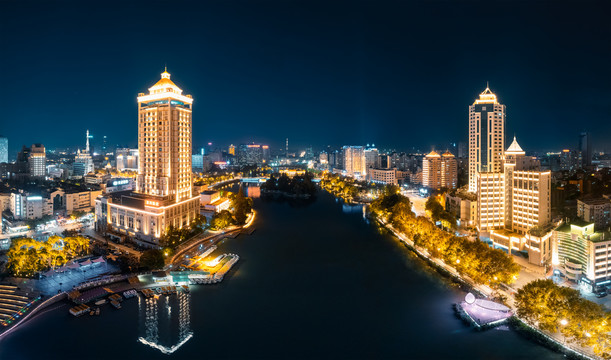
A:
[{"left": 0, "top": 189, "right": 562, "bottom": 359}]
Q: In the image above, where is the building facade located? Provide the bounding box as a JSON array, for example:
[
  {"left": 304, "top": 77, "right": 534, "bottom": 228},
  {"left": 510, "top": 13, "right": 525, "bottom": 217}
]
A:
[
  {"left": 468, "top": 87, "right": 505, "bottom": 192},
  {"left": 95, "top": 70, "right": 200, "bottom": 246},
  {"left": 422, "top": 150, "right": 457, "bottom": 189},
  {"left": 29, "top": 144, "right": 46, "bottom": 177},
  {"left": 577, "top": 198, "right": 611, "bottom": 230},
  {"left": 477, "top": 138, "right": 553, "bottom": 266},
  {"left": 0, "top": 136, "right": 7, "bottom": 163},
  {"left": 553, "top": 220, "right": 611, "bottom": 291},
  {"left": 343, "top": 146, "right": 366, "bottom": 177},
  {"left": 367, "top": 168, "right": 397, "bottom": 185}
]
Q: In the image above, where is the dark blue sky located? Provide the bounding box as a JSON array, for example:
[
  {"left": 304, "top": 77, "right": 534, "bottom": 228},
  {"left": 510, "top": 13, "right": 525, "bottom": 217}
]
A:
[{"left": 1, "top": 0, "right": 610, "bottom": 156}]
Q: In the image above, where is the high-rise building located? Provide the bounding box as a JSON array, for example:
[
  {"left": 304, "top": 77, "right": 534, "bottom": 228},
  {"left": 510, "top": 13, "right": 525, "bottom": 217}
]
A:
[
  {"left": 29, "top": 144, "right": 46, "bottom": 177},
  {"left": 228, "top": 144, "right": 235, "bottom": 156},
  {"left": 237, "top": 144, "right": 263, "bottom": 166},
  {"left": 342, "top": 146, "right": 366, "bottom": 177},
  {"left": 468, "top": 86, "right": 505, "bottom": 192},
  {"left": 364, "top": 145, "right": 379, "bottom": 171},
  {"left": 262, "top": 145, "right": 270, "bottom": 164},
  {"left": 0, "top": 136, "right": 8, "bottom": 163},
  {"left": 579, "top": 132, "right": 592, "bottom": 168},
  {"left": 479, "top": 138, "right": 553, "bottom": 265},
  {"left": 95, "top": 70, "right": 200, "bottom": 246},
  {"left": 422, "top": 150, "right": 457, "bottom": 189},
  {"left": 74, "top": 130, "right": 95, "bottom": 177}
]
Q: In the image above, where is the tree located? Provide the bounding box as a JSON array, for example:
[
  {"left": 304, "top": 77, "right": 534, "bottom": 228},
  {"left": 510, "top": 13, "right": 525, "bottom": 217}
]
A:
[
  {"left": 232, "top": 186, "right": 253, "bottom": 225},
  {"left": 139, "top": 249, "right": 165, "bottom": 270},
  {"left": 210, "top": 210, "right": 235, "bottom": 230}
]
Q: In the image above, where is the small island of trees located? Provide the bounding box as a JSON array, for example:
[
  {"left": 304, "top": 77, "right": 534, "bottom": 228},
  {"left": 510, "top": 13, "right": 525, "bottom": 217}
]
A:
[{"left": 261, "top": 172, "right": 317, "bottom": 198}]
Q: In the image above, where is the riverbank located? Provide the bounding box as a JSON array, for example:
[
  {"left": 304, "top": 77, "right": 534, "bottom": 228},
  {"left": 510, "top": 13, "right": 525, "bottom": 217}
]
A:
[{"left": 368, "top": 208, "right": 601, "bottom": 360}]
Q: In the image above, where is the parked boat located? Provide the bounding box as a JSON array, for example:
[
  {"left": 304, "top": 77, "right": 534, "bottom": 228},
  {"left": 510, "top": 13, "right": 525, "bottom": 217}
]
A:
[
  {"left": 95, "top": 299, "right": 107, "bottom": 306},
  {"left": 110, "top": 300, "right": 121, "bottom": 309},
  {"left": 95, "top": 308, "right": 100, "bottom": 316}
]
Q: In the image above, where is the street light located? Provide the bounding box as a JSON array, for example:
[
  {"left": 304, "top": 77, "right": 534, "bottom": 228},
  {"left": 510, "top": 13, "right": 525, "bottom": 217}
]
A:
[{"left": 559, "top": 319, "right": 568, "bottom": 345}]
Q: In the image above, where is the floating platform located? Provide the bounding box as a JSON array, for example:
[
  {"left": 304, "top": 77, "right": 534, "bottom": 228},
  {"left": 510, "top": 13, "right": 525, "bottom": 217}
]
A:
[{"left": 456, "top": 293, "right": 512, "bottom": 329}]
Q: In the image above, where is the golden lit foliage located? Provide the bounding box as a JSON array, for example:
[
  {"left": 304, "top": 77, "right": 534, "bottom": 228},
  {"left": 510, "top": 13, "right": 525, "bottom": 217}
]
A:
[
  {"left": 516, "top": 280, "right": 611, "bottom": 358},
  {"left": 7, "top": 236, "right": 90, "bottom": 277}
]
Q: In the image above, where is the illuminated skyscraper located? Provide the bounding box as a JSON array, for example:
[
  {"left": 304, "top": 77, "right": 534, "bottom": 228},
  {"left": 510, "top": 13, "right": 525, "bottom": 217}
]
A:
[
  {"left": 29, "top": 144, "right": 46, "bottom": 177},
  {"left": 468, "top": 86, "right": 505, "bottom": 192},
  {"left": 342, "top": 146, "right": 366, "bottom": 177},
  {"left": 95, "top": 70, "right": 200, "bottom": 245},
  {"left": 422, "top": 150, "right": 457, "bottom": 189}
]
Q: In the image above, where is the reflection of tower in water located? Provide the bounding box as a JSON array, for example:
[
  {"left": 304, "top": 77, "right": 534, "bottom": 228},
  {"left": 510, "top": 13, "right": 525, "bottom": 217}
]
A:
[{"left": 138, "top": 291, "right": 193, "bottom": 354}]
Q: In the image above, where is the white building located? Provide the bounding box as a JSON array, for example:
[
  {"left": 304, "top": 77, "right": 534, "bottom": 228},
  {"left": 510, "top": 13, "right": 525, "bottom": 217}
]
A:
[
  {"left": 116, "top": 148, "right": 139, "bottom": 171},
  {"left": 9, "top": 192, "right": 53, "bottom": 220},
  {"left": 29, "top": 144, "right": 46, "bottom": 178},
  {"left": 343, "top": 146, "right": 366, "bottom": 178},
  {"left": 553, "top": 220, "right": 611, "bottom": 292},
  {"left": 367, "top": 168, "right": 397, "bottom": 185}
]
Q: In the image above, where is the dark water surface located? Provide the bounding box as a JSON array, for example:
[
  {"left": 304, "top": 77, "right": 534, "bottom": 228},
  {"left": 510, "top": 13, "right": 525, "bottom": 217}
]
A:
[{"left": 0, "top": 191, "right": 561, "bottom": 359}]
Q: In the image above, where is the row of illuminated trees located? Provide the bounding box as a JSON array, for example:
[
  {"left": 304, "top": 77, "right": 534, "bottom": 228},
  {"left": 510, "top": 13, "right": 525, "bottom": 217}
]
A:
[
  {"left": 369, "top": 186, "right": 520, "bottom": 287},
  {"left": 516, "top": 280, "right": 610, "bottom": 358},
  {"left": 193, "top": 173, "right": 234, "bottom": 186},
  {"left": 319, "top": 173, "right": 360, "bottom": 202},
  {"left": 6, "top": 236, "right": 89, "bottom": 277}
]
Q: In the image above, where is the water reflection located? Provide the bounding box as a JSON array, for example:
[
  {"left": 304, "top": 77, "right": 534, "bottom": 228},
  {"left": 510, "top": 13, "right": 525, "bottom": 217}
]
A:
[{"left": 137, "top": 291, "right": 193, "bottom": 354}]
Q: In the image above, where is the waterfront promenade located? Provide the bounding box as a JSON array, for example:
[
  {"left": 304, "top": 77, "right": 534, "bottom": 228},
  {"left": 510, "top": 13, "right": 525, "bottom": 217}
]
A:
[{"left": 375, "top": 216, "right": 601, "bottom": 360}]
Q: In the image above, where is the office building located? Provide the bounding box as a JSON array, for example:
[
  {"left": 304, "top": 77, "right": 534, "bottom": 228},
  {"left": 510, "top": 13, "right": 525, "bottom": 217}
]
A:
[
  {"left": 478, "top": 138, "right": 552, "bottom": 266},
  {"left": 364, "top": 145, "right": 379, "bottom": 171},
  {"left": 9, "top": 191, "right": 53, "bottom": 220},
  {"left": 422, "top": 150, "right": 457, "bottom": 189},
  {"left": 367, "top": 168, "right": 397, "bottom": 185},
  {"left": 343, "top": 146, "right": 366, "bottom": 177},
  {"left": 553, "top": 220, "right": 611, "bottom": 292},
  {"left": 0, "top": 136, "right": 7, "bottom": 163},
  {"left": 237, "top": 144, "right": 263, "bottom": 166},
  {"left": 577, "top": 198, "right": 611, "bottom": 230},
  {"left": 468, "top": 86, "right": 505, "bottom": 192},
  {"left": 579, "top": 132, "right": 592, "bottom": 168},
  {"left": 228, "top": 144, "right": 235, "bottom": 156},
  {"left": 29, "top": 144, "right": 46, "bottom": 177},
  {"left": 95, "top": 70, "right": 200, "bottom": 246}
]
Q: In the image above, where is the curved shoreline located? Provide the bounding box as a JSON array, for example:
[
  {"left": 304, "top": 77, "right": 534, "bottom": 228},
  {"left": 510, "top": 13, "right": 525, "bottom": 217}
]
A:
[{"left": 367, "top": 209, "right": 599, "bottom": 360}]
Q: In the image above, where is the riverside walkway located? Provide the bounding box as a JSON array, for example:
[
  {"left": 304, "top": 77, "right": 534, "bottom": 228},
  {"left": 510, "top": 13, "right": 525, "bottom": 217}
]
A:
[{"left": 376, "top": 216, "right": 601, "bottom": 360}]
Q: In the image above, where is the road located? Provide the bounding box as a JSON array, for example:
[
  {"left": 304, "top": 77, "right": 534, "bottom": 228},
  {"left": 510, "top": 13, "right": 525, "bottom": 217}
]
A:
[{"left": 82, "top": 228, "right": 143, "bottom": 258}]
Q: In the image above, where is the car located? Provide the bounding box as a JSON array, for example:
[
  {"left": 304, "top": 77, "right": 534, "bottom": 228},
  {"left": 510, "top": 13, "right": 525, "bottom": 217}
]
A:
[{"left": 595, "top": 291, "right": 607, "bottom": 298}]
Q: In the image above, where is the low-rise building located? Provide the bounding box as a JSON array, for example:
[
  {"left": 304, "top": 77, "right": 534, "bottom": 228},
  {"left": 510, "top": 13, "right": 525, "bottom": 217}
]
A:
[
  {"left": 553, "top": 219, "right": 611, "bottom": 291},
  {"left": 200, "top": 190, "right": 231, "bottom": 213},
  {"left": 367, "top": 168, "right": 397, "bottom": 185},
  {"left": 445, "top": 189, "right": 477, "bottom": 227}
]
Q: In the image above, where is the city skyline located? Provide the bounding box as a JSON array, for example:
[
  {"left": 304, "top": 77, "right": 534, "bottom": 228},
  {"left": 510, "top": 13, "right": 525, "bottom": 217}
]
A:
[{"left": 1, "top": 1, "right": 610, "bottom": 155}]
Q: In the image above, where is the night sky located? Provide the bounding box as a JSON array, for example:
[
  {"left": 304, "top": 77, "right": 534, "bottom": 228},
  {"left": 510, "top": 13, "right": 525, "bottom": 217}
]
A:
[{"left": 1, "top": 0, "right": 610, "bottom": 156}]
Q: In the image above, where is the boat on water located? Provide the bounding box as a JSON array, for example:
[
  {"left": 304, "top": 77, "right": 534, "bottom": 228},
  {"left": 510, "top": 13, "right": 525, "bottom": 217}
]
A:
[
  {"left": 181, "top": 285, "right": 189, "bottom": 293},
  {"left": 110, "top": 300, "right": 121, "bottom": 309},
  {"left": 95, "top": 299, "right": 106, "bottom": 306},
  {"left": 69, "top": 304, "right": 90, "bottom": 317},
  {"left": 95, "top": 308, "right": 100, "bottom": 316},
  {"left": 89, "top": 310, "right": 94, "bottom": 316}
]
